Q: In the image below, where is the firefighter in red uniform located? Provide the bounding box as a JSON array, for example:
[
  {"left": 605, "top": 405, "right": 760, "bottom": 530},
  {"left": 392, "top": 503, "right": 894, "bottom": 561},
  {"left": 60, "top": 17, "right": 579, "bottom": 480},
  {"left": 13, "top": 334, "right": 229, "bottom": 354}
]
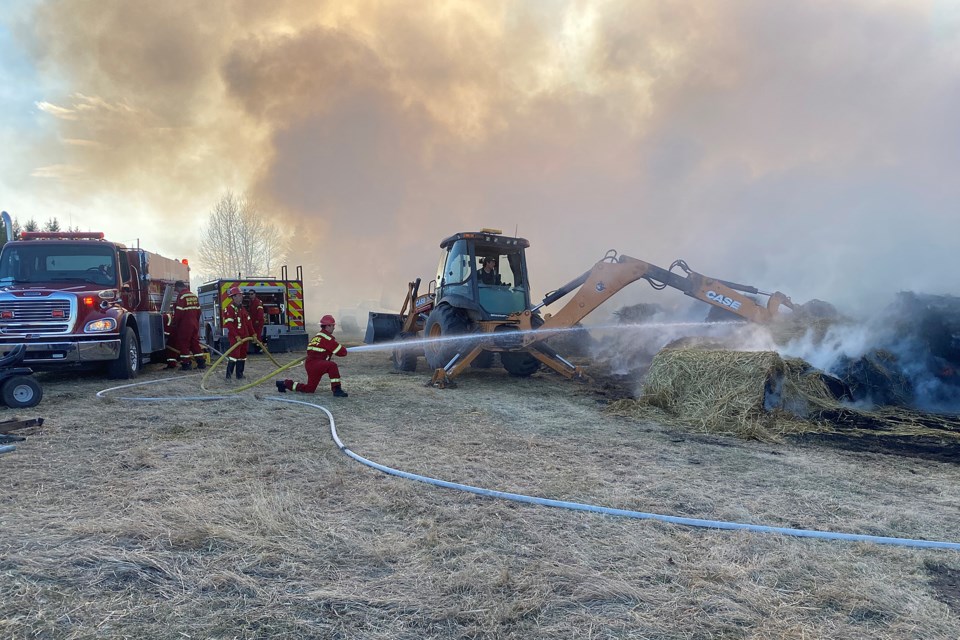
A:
[
  {"left": 247, "top": 290, "right": 266, "bottom": 352},
  {"left": 169, "top": 280, "right": 204, "bottom": 371},
  {"left": 223, "top": 286, "right": 253, "bottom": 380},
  {"left": 276, "top": 314, "right": 349, "bottom": 397}
]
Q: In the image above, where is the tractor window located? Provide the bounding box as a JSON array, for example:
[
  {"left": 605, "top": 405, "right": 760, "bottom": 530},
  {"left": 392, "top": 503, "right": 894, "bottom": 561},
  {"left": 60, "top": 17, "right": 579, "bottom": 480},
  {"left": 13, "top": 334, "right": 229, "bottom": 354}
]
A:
[
  {"left": 444, "top": 240, "right": 472, "bottom": 284},
  {"left": 477, "top": 250, "right": 528, "bottom": 315},
  {"left": 438, "top": 239, "right": 473, "bottom": 300}
]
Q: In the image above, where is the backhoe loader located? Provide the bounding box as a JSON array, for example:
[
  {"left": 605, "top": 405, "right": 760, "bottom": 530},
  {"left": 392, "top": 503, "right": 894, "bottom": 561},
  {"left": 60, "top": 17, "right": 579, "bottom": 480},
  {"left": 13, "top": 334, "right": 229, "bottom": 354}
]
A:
[{"left": 365, "top": 229, "right": 797, "bottom": 385}]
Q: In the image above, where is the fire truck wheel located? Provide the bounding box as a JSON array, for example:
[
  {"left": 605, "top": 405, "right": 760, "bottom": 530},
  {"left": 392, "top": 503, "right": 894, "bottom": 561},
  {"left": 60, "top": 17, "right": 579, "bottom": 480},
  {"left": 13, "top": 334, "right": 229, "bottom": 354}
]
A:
[
  {"left": 107, "top": 327, "right": 141, "bottom": 379},
  {"left": 1, "top": 376, "right": 42, "bottom": 408}
]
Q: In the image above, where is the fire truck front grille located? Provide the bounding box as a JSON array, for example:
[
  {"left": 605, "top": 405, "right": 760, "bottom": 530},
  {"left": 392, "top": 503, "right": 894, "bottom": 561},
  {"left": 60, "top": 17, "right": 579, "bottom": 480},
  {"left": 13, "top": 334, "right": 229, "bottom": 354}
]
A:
[{"left": 0, "top": 299, "right": 73, "bottom": 334}]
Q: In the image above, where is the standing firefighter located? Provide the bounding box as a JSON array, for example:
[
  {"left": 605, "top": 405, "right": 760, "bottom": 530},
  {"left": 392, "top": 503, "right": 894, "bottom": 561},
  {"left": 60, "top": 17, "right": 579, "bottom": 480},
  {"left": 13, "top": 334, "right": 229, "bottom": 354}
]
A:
[
  {"left": 276, "top": 315, "right": 349, "bottom": 397},
  {"left": 223, "top": 286, "right": 253, "bottom": 380},
  {"left": 169, "top": 281, "right": 204, "bottom": 371}
]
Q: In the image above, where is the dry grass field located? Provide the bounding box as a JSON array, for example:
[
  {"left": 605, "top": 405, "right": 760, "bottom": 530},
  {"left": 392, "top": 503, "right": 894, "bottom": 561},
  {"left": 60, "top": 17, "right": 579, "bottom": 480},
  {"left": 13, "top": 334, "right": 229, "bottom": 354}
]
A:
[{"left": 2, "top": 347, "right": 960, "bottom": 639}]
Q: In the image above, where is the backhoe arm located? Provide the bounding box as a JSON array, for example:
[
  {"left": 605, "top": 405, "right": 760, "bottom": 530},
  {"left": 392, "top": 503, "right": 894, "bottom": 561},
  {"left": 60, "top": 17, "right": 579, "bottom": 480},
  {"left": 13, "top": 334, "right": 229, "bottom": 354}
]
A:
[{"left": 537, "top": 252, "right": 794, "bottom": 332}]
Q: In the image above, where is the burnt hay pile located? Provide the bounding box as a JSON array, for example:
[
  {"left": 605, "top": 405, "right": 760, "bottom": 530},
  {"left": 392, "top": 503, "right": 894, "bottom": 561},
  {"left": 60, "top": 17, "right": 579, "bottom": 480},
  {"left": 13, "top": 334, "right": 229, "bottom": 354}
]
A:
[{"left": 606, "top": 345, "right": 960, "bottom": 460}]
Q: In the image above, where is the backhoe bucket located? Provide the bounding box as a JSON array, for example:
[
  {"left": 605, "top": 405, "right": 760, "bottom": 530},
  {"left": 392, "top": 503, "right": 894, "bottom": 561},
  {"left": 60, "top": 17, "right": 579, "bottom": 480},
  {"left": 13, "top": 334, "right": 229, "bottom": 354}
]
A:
[{"left": 365, "top": 312, "right": 403, "bottom": 344}]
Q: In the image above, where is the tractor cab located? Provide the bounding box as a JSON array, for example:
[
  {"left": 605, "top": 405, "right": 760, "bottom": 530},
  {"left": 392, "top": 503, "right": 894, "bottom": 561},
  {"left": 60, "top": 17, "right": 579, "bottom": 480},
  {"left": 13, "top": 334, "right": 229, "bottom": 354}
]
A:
[{"left": 435, "top": 229, "right": 531, "bottom": 320}]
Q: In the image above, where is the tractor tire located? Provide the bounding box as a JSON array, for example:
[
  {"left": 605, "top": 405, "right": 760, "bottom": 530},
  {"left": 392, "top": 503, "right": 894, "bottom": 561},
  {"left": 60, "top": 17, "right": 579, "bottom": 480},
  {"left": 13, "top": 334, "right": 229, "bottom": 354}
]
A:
[
  {"left": 500, "top": 351, "right": 540, "bottom": 377},
  {"left": 391, "top": 332, "right": 419, "bottom": 372},
  {"left": 470, "top": 350, "right": 496, "bottom": 369},
  {"left": 423, "top": 305, "right": 469, "bottom": 371},
  {"left": 1, "top": 376, "right": 42, "bottom": 408},
  {"left": 107, "top": 327, "right": 141, "bottom": 379}
]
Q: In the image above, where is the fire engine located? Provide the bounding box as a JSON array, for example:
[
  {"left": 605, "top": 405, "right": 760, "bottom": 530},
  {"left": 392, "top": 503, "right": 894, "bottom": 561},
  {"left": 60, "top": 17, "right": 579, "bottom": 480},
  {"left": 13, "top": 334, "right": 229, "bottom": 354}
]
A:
[
  {"left": 197, "top": 266, "right": 308, "bottom": 354},
  {"left": 0, "top": 211, "right": 189, "bottom": 378}
]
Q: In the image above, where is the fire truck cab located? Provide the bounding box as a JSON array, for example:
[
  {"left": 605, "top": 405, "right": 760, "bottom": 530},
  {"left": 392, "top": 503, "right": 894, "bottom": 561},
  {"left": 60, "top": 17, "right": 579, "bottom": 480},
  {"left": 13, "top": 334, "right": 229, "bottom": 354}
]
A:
[{"left": 0, "top": 212, "right": 188, "bottom": 378}]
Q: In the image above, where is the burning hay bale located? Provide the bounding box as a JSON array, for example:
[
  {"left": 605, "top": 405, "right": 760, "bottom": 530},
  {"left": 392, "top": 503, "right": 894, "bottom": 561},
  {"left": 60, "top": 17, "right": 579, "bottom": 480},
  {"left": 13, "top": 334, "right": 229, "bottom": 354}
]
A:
[
  {"left": 606, "top": 343, "right": 960, "bottom": 462},
  {"left": 833, "top": 350, "right": 914, "bottom": 407},
  {"left": 614, "top": 348, "right": 842, "bottom": 441}
]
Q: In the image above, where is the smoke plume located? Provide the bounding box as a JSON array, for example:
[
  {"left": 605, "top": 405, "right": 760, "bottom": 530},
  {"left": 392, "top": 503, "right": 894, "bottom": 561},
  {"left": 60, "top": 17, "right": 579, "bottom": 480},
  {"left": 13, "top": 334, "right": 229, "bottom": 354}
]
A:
[{"left": 10, "top": 0, "right": 960, "bottom": 323}]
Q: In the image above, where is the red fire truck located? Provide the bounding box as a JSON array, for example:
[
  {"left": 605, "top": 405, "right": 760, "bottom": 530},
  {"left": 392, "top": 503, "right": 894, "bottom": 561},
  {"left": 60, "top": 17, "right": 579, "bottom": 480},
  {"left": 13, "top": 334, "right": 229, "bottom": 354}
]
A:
[
  {"left": 197, "top": 266, "right": 309, "bottom": 354},
  {"left": 0, "top": 212, "right": 189, "bottom": 378}
]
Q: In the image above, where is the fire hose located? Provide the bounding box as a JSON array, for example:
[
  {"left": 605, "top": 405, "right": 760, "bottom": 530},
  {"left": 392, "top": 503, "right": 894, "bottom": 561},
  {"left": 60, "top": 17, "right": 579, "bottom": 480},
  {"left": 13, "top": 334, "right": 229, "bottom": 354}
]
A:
[
  {"left": 200, "top": 336, "right": 304, "bottom": 393},
  {"left": 95, "top": 374, "right": 960, "bottom": 552}
]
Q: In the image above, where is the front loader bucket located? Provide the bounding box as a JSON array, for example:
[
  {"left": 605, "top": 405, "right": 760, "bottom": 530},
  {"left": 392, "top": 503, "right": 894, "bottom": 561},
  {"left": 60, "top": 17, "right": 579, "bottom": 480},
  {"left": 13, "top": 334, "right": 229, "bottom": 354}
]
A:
[{"left": 365, "top": 312, "right": 403, "bottom": 344}]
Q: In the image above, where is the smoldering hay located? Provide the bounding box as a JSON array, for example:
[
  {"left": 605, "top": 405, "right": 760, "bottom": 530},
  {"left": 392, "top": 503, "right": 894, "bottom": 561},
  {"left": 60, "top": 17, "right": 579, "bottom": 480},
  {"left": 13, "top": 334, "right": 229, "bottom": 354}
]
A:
[{"left": 14, "top": 0, "right": 960, "bottom": 319}]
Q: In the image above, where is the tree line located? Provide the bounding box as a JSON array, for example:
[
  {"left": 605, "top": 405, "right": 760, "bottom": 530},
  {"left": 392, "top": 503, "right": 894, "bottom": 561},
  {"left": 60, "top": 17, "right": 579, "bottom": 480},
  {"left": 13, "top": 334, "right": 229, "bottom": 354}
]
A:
[{"left": 0, "top": 216, "right": 82, "bottom": 241}]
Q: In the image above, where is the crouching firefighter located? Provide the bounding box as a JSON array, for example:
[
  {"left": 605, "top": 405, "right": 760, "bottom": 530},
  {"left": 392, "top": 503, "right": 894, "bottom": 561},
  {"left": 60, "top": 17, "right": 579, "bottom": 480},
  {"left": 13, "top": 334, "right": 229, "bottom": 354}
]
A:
[
  {"left": 223, "top": 286, "right": 253, "bottom": 380},
  {"left": 276, "top": 314, "right": 349, "bottom": 397}
]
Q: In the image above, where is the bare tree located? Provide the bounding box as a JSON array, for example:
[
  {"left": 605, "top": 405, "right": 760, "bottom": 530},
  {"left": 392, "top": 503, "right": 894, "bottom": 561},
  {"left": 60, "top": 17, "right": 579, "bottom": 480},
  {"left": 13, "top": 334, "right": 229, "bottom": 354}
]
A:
[{"left": 198, "top": 192, "right": 286, "bottom": 279}]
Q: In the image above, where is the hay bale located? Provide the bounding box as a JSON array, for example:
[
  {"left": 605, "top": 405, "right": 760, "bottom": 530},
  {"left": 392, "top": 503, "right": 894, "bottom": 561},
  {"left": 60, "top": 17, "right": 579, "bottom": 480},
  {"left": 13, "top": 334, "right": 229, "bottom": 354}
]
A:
[
  {"left": 636, "top": 348, "right": 842, "bottom": 440},
  {"left": 640, "top": 349, "right": 787, "bottom": 439},
  {"left": 780, "top": 358, "right": 848, "bottom": 418}
]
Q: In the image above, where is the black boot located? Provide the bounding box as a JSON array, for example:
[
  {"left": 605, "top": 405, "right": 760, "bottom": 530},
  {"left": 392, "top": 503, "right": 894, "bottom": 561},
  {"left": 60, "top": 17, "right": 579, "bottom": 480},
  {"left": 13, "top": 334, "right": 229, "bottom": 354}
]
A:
[
  {"left": 225, "top": 361, "right": 235, "bottom": 379},
  {"left": 195, "top": 358, "right": 206, "bottom": 370},
  {"left": 332, "top": 386, "right": 349, "bottom": 398},
  {"left": 236, "top": 360, "right": 245, "bottom": 380},
  {"left": 276, "top": 380, "right": 287, "bottom": 393},
  {"left": 180, "top": 360, "right": 192, "bottom": 371}
]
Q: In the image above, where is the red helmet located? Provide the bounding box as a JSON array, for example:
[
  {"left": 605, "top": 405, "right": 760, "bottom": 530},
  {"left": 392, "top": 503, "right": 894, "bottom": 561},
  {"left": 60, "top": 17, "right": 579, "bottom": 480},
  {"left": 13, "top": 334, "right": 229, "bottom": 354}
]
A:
[
  {"left": 227, "top": 286, "right": 242, "bottom": 296},
  {"left": 320, "top": 314, "right": 336, "bottom": 326}
]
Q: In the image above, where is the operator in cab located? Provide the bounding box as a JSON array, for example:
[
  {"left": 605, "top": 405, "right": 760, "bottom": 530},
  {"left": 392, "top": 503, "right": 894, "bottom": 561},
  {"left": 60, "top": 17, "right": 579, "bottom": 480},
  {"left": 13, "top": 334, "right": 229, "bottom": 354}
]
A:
[{"left": 478, "top": 257, "right": 501, "bottom": 286}]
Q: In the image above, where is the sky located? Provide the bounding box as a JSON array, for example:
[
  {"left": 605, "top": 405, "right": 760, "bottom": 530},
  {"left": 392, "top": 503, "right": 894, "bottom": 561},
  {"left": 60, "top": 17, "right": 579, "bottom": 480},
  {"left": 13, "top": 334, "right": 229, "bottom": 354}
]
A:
[{"left": 2, "top": 0, "right": 960, "bottom": 320}]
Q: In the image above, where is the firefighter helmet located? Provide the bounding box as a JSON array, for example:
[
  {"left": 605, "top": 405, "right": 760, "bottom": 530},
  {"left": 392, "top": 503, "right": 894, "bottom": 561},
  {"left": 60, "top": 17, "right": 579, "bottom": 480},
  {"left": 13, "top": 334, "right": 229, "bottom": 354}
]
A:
[
  {"left": 227, "top": 286, "right": 242, "bottom": 296},
  {"left": 320, "top": 314, "right": 336, "bottom": 326}
]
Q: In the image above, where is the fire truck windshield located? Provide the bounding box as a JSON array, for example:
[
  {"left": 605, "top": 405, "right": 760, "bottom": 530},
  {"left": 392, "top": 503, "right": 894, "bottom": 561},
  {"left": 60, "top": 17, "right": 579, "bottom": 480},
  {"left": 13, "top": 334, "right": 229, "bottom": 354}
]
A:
[{"left": 0, "top": 243, "right": 118, "bottom": 286}]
